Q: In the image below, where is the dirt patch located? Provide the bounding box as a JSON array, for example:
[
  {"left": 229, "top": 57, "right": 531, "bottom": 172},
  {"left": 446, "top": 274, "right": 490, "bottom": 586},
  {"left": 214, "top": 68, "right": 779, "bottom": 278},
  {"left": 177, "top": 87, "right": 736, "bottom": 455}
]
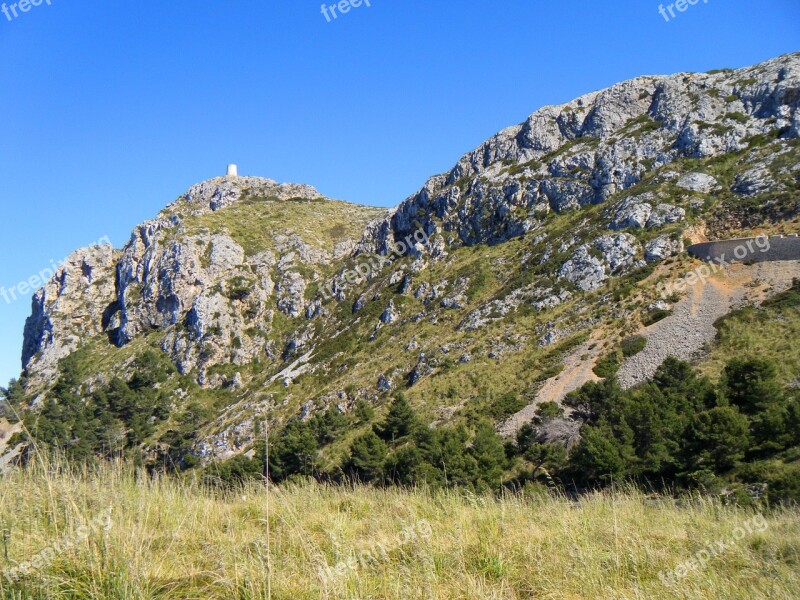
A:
[{"left": 499, "top": 340, "right": 600, "bottom": 437}]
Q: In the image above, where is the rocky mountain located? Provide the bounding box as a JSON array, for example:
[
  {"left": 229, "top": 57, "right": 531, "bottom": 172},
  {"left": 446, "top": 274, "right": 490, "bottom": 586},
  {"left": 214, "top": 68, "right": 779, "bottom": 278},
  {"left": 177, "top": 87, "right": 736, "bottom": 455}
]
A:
[
  {"left": 22, "top": 177, "right": 387, "bottom": 385},
  {"left": 12, "top": 52, "right": 800, "bottom": 466}
]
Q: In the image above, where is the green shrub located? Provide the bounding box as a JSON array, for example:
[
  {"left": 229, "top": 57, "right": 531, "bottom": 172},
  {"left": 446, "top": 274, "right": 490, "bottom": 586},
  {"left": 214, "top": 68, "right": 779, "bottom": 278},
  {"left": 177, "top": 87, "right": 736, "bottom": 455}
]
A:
[
  {"left": 593, "top": 352, "right": 621, "bottom": 379},
  {"left": 724, "top": 112, "right": 749, "bottom": 124},
  {"left": 621, "top": 335, "right": 647, "bottom": 357},
  {"left": 761, "top": 278, "right": 800, "bottom": 309},
  {"left": 534, "top": 363, "right": 565, "bottom": 383}
]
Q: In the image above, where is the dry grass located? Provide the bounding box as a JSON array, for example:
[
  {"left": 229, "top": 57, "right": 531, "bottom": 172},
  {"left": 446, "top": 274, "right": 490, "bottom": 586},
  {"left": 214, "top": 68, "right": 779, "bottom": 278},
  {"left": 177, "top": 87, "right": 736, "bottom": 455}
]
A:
[{"left": 0, "top": 458, "right": 798, "bottom": 599}]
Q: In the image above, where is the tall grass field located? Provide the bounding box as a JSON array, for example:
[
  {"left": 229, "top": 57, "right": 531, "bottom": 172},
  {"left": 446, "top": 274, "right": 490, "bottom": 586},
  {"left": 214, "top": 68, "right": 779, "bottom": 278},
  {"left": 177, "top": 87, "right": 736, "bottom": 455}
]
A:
[{"left": 0, "top": 459, "right": 797, "bottom": 599}]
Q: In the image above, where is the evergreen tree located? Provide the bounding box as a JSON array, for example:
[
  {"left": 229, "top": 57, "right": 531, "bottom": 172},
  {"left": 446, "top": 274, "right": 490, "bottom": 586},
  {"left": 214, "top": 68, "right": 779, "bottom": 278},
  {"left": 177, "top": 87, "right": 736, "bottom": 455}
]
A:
[
  {"left": 309, "top": 406, "right": 349, "bottom": 446},
  {"left": 653, "top": 357, "right": 716, "bottom": 412},
  {"left": 383, "top": 444, "right": 424, "bottom": 486},
  {"left": 270, "top": 420, "right": 318, "bottom": 481},
  {"left": 564, "top": 379, "right": 622, "bottom": 424},
  {"left": 624, "top": 384, "right": 683, "bottom": 478},
  {"left": 1, "top": 377, "right": 27, "bottom": 413},
  {"left": 723, "top": 358, "right": 783, "bottom": 416},
  {"left": 469, "top": 421, "right": 506, "bottom": 490},
  {"left": 345, "top": 431, "right": 387, "bottom": 483},
  {"left": 525, "top": 443, "right": 568, "bottom": 480},
  {"left": 682, "top": 407, "right": 750, "bottom": 474},
  {"left": 787, "top": 394, "right": 800, "bottom": 447},
  {"left": 721, "top": 358, "right": 791, "bottom": 457},
  {"left": 569, "top": 422, "right": 629, "bottom": 485},
  {"left": 433, "top": 426, "right": 479, "bottom": 488},
  {"left": 354, "top": 399, "right": 375, "bottom": 424},
  {"left": 411, "top": 426, "right": 448, "bottom": 488},
  {"left": 376, "top": 394, "right": 419, "bottom": 445},
  {"left": 515, "top": 423, "right": 538, "bottom": 455}
]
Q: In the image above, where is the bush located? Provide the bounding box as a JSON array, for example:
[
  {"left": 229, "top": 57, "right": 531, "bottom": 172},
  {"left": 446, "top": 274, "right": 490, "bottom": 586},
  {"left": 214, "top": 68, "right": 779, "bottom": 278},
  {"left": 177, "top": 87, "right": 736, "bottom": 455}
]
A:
[
  {"left": 484, "top": 393, "right": 527, "bottom": 422},
  {"left": 761, "top": 278, "right": 800, "bottom": 309},
  {"left": 533, "top": 402, "right": 564, "bottom": 424},
  {"left": 593, "top": 337, "right": 646, "bottom": 378},
  {"left": 593, "top": 353, "right": 621, "bottom": 379},
  {"left": 621, "top": 335, "right": 647, "bottom": 358}
]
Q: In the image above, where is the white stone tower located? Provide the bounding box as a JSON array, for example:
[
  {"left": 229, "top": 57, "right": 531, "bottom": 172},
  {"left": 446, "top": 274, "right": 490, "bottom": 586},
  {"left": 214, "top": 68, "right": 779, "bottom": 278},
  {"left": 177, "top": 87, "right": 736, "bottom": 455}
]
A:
[{"left": 226, "top": 164, "right": 238, "bottom": 177}]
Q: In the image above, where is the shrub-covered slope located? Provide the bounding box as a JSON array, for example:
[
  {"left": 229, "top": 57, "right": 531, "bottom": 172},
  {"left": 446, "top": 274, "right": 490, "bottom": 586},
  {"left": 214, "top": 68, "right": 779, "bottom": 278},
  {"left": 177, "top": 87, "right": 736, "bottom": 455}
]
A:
[{"left": 4, "top": 53, "right": 800, "bottom": 499}]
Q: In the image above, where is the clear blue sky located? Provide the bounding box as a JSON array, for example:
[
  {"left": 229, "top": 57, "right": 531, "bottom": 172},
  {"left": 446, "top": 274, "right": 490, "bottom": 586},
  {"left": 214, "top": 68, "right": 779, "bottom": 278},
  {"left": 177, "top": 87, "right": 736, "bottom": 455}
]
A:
[{"left": 0, "top": 0, "right": 798, "bottom": 385}]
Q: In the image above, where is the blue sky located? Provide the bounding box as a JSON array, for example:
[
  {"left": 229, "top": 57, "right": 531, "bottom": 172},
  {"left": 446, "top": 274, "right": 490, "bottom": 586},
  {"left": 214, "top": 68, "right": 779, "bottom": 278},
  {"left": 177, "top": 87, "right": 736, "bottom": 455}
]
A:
[{"left": 0, "top": 0, "right": 798, "bottom": 385}]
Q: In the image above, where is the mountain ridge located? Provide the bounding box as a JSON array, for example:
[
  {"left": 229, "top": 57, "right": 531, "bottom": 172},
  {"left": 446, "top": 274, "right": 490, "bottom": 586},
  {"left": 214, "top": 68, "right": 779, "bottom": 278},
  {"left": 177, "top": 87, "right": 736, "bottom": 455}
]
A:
[{"left": 10, "top": 51, "right": 800, "bottom": 471}]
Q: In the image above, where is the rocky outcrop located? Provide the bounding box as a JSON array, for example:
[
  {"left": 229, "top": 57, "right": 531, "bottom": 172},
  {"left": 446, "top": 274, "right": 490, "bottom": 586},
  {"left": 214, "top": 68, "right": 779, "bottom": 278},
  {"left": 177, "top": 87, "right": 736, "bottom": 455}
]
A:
[
  {"left": 645, "top": 235, "right": 684, "bottom": 263},
  {"left": 21, "top": 177, "right": 364, "bottom": 384},
  {"left": 611, "top": 194, "right": 656, "bottom": 230},
  {"left": 19, "top": 53, "right": 800, "bottom": 405},
  {"left": 22, "top": 244, "right": 119, "bottom": 383},
  {"left": 380, "top": 300, "right": 399, "bottom": 324},
  {"left": 180, "top": 176, "right": 320, "bottom": 215},
  {"left": 557, "top": 233, "right": 643, "bottom": 292},
  {"left": 362, "top": 53, "right": 800, "bottom": 257},
  {"left": 732, "top": 166, "right": 775, "bottom": 196},
  {"left": 558, "top": 248, "right": 606, "bottom": 292},
  {"left": 676, "top": 172, "right": 718, "bottom": 193}
]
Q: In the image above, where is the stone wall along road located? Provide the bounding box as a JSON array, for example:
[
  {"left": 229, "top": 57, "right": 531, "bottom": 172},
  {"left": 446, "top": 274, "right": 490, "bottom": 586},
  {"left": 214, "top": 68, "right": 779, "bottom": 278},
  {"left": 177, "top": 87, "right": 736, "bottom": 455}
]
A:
[{"left": 688, "top": 235, "right": 800, "bottom": 264}]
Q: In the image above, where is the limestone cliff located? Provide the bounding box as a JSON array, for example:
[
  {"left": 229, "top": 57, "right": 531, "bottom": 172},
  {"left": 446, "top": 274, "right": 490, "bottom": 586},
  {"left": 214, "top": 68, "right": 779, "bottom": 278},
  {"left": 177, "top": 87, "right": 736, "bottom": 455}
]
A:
[{"left": 16, "top": 53, "right": 800, "bottom": 462}]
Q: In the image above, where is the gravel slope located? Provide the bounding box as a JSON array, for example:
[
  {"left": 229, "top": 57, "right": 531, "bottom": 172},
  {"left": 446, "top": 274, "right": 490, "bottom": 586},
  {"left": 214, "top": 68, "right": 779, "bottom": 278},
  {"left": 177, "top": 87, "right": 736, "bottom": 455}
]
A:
[
  {"left": 618, "top": 261, "right": 800, "bottom": 388},
  {"left": 499, "top": 261, "right": 800, "bottom": 437}
]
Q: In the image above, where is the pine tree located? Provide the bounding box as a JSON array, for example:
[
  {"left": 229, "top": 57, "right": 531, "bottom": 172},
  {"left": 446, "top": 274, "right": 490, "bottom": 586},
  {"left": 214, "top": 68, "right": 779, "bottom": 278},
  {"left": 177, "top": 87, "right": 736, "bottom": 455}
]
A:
[
  {"left": 383, "top": 445, "right": 424, "bottom": 486},
  {"left": 723, "top": 358, "right": 783, "bottom": 415},
  {"left": 681, "top": 407, "right": 750, "bottom": 474},
  {"left": 345, "top": 431, "right": 387, "bottom": 483},
  {"left": 569, "top": 422, "right": 629, "bottom": 485},
  {"left": 270, "top": 421, "right": 318, "bottom": 480},
  {"left": 469, "top": 421, "right": 506, "bottom": 490},
  {"left": 376, "top": 394, "right": 419, "bottom": 445}
]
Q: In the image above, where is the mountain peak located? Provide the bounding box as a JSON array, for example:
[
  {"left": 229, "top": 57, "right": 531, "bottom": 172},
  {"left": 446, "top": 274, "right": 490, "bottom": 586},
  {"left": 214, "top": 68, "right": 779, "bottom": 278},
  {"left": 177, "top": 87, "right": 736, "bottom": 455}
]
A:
[{"left": 174, "top": 175, "right": 322, "bottom": 216}]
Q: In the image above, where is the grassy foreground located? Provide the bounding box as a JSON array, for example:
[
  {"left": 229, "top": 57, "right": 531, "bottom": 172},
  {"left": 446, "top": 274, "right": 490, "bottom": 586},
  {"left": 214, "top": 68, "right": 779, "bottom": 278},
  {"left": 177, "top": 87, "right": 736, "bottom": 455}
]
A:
[{"left": 0, "top": 461, "right": 798, "bottom": 599}]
